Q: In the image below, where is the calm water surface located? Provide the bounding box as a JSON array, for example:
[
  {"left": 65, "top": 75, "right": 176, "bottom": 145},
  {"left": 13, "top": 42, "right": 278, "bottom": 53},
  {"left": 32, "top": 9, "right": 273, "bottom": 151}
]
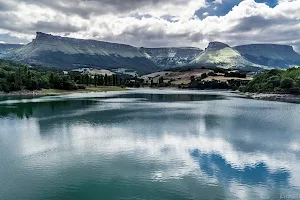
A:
[{"left": 1, "top": 89, "right": 300, "bottom": 200}]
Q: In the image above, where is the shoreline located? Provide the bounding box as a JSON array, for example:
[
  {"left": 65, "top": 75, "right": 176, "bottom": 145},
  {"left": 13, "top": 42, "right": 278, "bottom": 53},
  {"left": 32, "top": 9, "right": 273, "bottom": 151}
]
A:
[
  {"left": 2, "top": 88, "right": 300, "bottom": 103},
  {"left": 0, "top": 90, "right": 43, "bottom": 96},
  {"left": 245, "top": 92, "right": 300, "bottom": 102},
  {"left": 0, "top": 86, "right": 127, "bottom": 97}
]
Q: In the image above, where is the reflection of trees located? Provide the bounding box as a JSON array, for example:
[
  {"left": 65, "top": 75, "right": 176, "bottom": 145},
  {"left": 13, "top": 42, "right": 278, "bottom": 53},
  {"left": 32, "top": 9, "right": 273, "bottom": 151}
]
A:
[
  {"left": 0, "top": 100, "right": 94, "bottom": 119},
  {"left": 117, "top": 93, "right": 225, "bottom": 102},
  {"left": 0, "top": 93, "right": 224, "bottom": 119},
  {"left": 191, "top": 150, "right": 290, "bottom": 187},
  {"left": 0, "top": 104, "right": 34, "bottom": 119}
]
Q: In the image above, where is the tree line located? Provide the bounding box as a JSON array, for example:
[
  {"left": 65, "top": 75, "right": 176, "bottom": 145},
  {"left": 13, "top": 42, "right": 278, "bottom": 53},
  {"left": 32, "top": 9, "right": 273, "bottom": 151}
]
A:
[
  {"left": 0, "top": 60, "right": 140, "bottom": 93},
  {"left": 239, "top": 68, "right": 300, "bottom": 94}
]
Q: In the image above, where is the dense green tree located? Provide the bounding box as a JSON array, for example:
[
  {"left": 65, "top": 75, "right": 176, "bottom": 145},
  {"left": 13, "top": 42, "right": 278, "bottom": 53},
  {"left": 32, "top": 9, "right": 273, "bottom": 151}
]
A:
[
  {"left": 159, "top": 76, "right": 164, "bottom": 84},
  {"left": 150, "top": 79, "right": 154, "bottom": 87},
  {"left": 280, "top": 78, "right": 294, "bottom": 89},
  {"left": 0, "top": 60, "right": 128, "bottom": 93},
  {"left": 98, "top": 75, "right": 104, "bottom": 86},
  {"left": 112, "top": 75, "right": 116, "bottom": 86},
  {"left": 295, "top": 78, "right": 300, "bottom": 87},
  {"left": 104, "top": 74, "right": 108, "bottom": 86},
  {"left": 241, "top": 68, "right": 300, "bottom": 94}
]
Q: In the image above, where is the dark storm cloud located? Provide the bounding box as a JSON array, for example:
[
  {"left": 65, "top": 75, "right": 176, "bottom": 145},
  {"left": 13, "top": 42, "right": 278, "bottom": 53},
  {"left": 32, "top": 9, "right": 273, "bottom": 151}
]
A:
[
  {"left": 31, "top": 21, "right": 84, "bottom": 33},
  {"left": 0, "top": 12, "right": 82, "bottom": 35},
  {"left": 121, "top": 24, "right": 190, "bottom": 40},
  {"left": 223, "top": 14, "right": 300, "bottom": 44},
  {"left": 231, "top": 15, "right": 288, "bottom": 32},
  {"left": 0, "top": 13, "right": 25, "bottom": 33},
  {"left": 18, "top": 0, "right": 190, "bottom": 18}
]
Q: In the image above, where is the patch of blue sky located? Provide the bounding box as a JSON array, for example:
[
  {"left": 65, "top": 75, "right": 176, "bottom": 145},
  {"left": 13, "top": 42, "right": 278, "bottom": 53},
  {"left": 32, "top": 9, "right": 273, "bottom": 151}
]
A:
[{"left": 195, "top": 0, "right": 278, "bottom": 19}]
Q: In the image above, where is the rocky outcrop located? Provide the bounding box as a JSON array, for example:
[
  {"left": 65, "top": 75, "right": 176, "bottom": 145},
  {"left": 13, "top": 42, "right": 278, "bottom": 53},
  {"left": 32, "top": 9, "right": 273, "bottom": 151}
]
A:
[
  {"left": 190, "top": 42, "right": 264, "bottom": 70},
  {"left": 206, "top": 42, "right": 230, "bottom": 51}
]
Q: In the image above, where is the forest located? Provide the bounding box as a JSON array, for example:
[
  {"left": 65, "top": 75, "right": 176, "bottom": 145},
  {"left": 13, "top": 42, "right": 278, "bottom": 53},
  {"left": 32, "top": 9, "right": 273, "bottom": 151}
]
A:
[
  {"left": 0, "top": 60, "right": 140, "bottom": 93},
  {"left": 239, "top": 68, "right": 300, "bottom": 94}
]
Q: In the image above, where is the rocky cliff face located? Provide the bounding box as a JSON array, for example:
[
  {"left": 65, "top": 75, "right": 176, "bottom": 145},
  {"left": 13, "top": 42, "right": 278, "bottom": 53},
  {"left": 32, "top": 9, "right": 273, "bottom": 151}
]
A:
[
  {"left": 206, "top": 42, "right": 230, "bottom": 51},
  {"left": 2, "top": 32, "right": 300, "bottom": 72},
  {"left": 10, "top": 32, "right": 159, "bottom": 73},
  {"left": 234, "top": 44, "right": 300, "bottom": 68},
  {"left": 141, "top": 47, "right": 202, "bottom": 69},
  {"left": 7, "top": 32, "right": 203, "bottom": 73}
]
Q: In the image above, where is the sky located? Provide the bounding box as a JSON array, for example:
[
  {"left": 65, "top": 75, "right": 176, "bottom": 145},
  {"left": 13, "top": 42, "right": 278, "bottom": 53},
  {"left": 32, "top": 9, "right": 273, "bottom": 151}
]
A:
[{"left": 0, "top": 0, "right": 299, "bottom": 52}]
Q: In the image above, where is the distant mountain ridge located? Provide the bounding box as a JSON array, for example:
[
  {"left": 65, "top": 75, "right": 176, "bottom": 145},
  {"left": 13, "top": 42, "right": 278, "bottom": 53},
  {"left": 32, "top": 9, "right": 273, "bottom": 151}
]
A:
[
  {"left": 1, "top": 32, "right": 300, "bottom": 73},
  {"left": 0, "top": 44, "right": 23, "bottom": 58},
  {"left": 3, "top": 32, "right": 203, "bottom": 73},
  {"left": 8, "top": 32, "right": 159, "bottom": 73},
  {"left": 234, "top": 44, "right": 300, "bottom": 68},
  {"left": 141, "top": 47, "right": 202, "bottom": 69}
]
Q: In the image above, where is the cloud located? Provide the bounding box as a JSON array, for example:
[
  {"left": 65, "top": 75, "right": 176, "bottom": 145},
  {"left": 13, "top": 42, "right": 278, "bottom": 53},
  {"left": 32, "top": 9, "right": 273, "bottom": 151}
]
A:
[
  {"left": 0, "top": 0, "right": 299, "bottom": 52},
  {"left": 18, "top": 0, "right": 206, "bottom": 19},
  {"left": 0, "top": 41, "right": 6, "bottom": 44}
]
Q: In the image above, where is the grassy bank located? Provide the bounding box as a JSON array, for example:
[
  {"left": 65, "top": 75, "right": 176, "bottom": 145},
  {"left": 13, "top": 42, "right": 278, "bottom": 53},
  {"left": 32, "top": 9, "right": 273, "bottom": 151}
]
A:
[
  {"left": 0, "top": 86, "right": 127, "bottom": 96},
  {"left": 42, "top": 86, "right": 127, "bottom": 95}
]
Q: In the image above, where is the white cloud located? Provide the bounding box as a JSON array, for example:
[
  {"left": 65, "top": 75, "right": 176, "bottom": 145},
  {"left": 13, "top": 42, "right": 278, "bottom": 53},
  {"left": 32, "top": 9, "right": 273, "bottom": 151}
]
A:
[
  {"left": 0, "top": 0, "right": 299, "bottom": 52},
  {"left": 0, "top": 41, "right": 6, "bottom": 44}
]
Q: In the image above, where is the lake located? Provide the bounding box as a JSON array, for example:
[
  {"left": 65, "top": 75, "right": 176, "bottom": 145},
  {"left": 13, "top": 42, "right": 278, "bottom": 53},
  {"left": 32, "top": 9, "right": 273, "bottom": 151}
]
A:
[{"left": 1, "top": 89, "right": 300, "bottom": 200}]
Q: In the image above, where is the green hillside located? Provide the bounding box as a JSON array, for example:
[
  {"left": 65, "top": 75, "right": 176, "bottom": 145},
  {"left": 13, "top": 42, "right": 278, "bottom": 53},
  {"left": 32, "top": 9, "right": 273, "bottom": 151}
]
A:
[
  {"left": 240, "top": 67, "right": 300, "bottom": 94},
  {"left": 0, "top": 60, "right": 127, "bottom": 93}
]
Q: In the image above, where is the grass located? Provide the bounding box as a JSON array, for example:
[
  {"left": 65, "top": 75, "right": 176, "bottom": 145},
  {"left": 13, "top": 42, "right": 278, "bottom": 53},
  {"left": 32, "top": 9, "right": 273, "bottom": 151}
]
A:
[
  {"left": 204, "top": 76, "right": 252, "bottom": 82},
  {"left": 42, "top": 86, "right": 127, "bottom": 95}
]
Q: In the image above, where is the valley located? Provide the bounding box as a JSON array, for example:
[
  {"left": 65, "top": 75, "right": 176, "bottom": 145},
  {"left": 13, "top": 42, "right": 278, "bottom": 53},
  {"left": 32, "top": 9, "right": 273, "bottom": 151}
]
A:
[
  {"left": 1, "top": 32, "right": 300, "bottom": 98},
  {"left": 1, "top": 32, "right": 300, "bottom": 75}
]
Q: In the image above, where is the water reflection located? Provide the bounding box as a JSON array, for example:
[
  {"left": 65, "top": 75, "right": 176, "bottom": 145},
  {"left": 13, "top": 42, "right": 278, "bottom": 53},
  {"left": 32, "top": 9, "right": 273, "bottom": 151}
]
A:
[
  {"left": 0, "top": 100, "right": 95, "bottom": 119},
  {"left": 1, "top": 89, "right": 300, "bottom": 200},
  {"left": 191, "top": 151, "right": 290, "bottom": 186}
]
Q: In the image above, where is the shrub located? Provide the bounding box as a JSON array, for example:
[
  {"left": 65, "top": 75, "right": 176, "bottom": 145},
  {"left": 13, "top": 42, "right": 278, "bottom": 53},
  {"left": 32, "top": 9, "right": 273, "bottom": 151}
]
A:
[
  {"left": 238, "top": 85, "right": 246, "bottom": 93},
  {"left": 280, "top": 78, "right": 294, "bottom": 89}
]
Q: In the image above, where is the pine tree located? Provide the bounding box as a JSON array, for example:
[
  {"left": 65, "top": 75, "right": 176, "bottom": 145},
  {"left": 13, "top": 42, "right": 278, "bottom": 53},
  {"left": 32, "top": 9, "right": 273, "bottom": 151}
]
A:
[{"left": 104, "top": 74, "right": 108, "bottom": 86}]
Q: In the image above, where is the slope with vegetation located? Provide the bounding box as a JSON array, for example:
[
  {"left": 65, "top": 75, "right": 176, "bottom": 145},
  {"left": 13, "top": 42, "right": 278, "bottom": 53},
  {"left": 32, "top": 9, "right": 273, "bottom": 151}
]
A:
[
  {"left": 239, "top": 68, "right": 300, "bottom": 94},
  {"left": 234, "top": 44, "right": 300, "bottom": 68},
  {"left": 142, "top": 67, "right": 251, "bottom": 90},
  {"left": 8, "top": 32, "right": 158, "bottom": 74},
  {"left": 0, "top": 60, "right": 132, "bottom": 94},
  {"left": 190, "top": 42, "right": 265, "bottom": 70}
]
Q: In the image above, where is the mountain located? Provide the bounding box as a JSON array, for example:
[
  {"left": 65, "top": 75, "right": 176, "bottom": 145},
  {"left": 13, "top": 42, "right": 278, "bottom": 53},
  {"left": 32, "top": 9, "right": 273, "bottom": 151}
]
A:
[
  {"left": 234, "top": 44, "right": 300, "bottom": 68},
  {"left": 141, "top": 47, "right": 202, "bottom": 69},
  {"left": 2, "top": 32, "right": 300, "bottom": 73},
  {"left": 4, "top": 32, "right": 203, "bottom": 74},
  {"left": 0, "top": 44, "right": 23, "bottom": 58},
  {"left": 7, "top": 32, "right": 159, "bottom": 73},
  {"left": 190, "top": 42, "right": 264, "bottom": 70}
]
